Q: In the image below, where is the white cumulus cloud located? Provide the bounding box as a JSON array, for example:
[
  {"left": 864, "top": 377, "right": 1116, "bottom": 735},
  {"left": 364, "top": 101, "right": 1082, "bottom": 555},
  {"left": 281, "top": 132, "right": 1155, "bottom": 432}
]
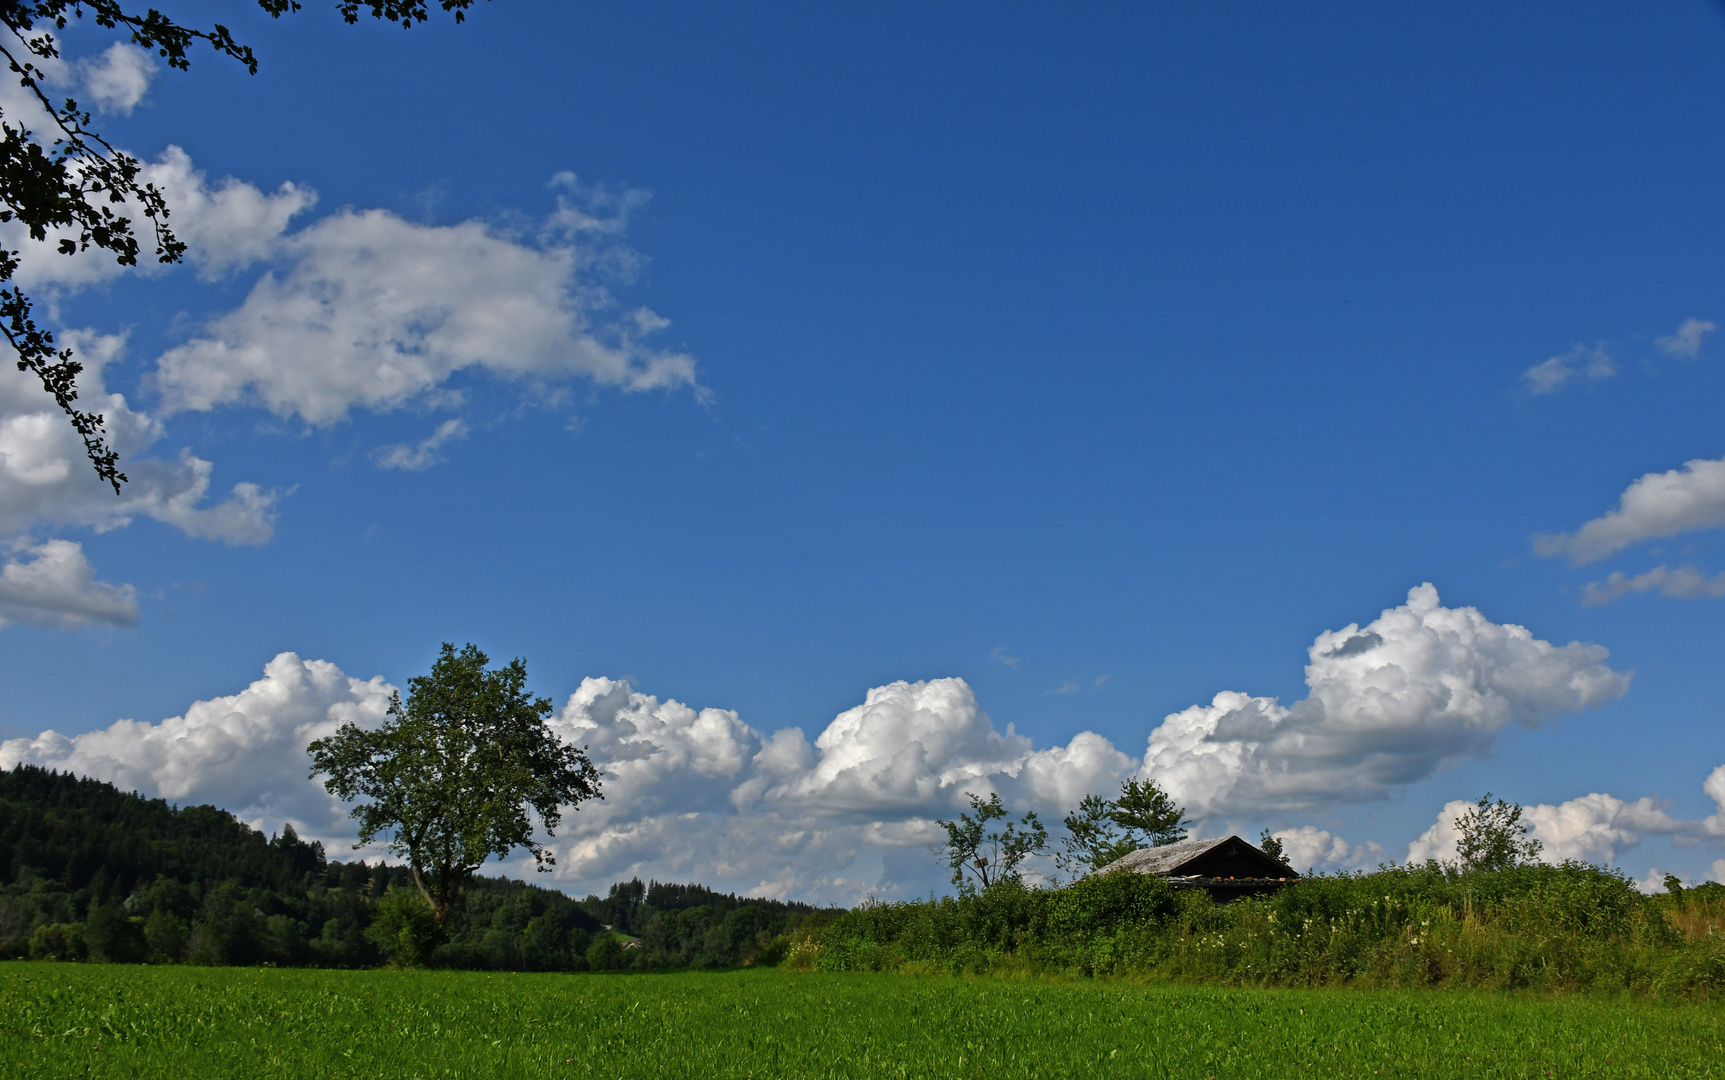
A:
[
  {"left": 1273, "top": 826, "right": 1383, "bottom": 872},
  {"left": 1656, "top": 318, "right": 1716, "bottom": 360},
  {"left": 153, "top": 206, "right": 697, "bottom": 425},
  {"left": 1525, "top": 793, "right": 1687, "bottom": 864},
  {"left": 745, "top": 678, "right": 1034, "bottom": 814},
  {"left": 6, "top": 146, "right": 314, "bottom": 291},
  {"left": 1409, "top": 788, "right": 1705, "bottom": 867},
  {"left": 0, "top": 333, "right": 279, "bottom": 542},
  {"left": 0, "top": 539, "right": 136, "bottom": 629},
  {"left": 0, "top": 652, "right": 394, "bottom": 846},
  {"left": 0, "top": 586, "right": 1653, "bottom": 902},
  {"left": 1522, "top": 343, "right": 1615, "bottom": 396},
  {"left": 537, "top": 675, "right": 1133, "bottom": 898},
  {"left": 1704, "top": 764, "right": 1725, "bottom": 838},
  {"left": 1139, "top": 584, "right": 1629, "bottom": 817},
  {"left": 74, "top": 42, "right": 157, "bottom": 114},
  {"left": 1535, "top": 455, "right": 1725, "bottom": 565}
]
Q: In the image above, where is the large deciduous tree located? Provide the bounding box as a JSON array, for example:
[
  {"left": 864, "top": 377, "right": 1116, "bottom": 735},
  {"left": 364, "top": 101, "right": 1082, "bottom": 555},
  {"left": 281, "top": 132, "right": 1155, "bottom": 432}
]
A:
[
  {"left": 308, "top": 642, "right": 599, "bottom": 922},
  {"left": 1, "top": 0, "right": 482, "bottom": 491}
]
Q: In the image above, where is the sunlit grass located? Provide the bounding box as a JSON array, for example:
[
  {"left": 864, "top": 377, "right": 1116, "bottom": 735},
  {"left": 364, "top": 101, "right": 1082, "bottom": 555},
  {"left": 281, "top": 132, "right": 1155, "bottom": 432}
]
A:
[{"left": 3, "top": 962, "right": 1722, "bottom": 1079}]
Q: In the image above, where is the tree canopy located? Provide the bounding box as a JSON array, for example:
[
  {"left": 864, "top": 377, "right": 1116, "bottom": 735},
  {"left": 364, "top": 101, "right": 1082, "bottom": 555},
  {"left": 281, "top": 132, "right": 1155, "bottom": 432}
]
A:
[
  {"left": 1056, "top": 777, "right": 1189, "bottom": 875},
  {"left": 307, "top": 642, "right": 600, "bottom": 922},
  {"left": 0, "top": 0, "right": 483, "bottom": 490},
  {"left": 935, "top": 791, "right": 1047, "bottom": 893},
  {"left": 1455, "top": 792, "right": 1543, "bottom": 874}
]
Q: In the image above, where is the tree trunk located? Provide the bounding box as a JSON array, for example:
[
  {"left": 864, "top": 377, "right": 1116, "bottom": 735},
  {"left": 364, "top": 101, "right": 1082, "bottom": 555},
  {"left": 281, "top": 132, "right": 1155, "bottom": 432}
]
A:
[{"left": 409, "top": 863, "right": 448, "bottom": 922}]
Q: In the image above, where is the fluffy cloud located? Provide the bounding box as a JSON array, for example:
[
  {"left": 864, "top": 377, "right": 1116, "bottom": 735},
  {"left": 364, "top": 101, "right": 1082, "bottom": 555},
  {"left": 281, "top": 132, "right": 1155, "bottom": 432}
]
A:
[
  {"left": 544, "top": 675, "right": 1106, "bottom": 899},
  {"left": 0, "top": 42, "right": 155, "bottom": 133},
  {"left": 0, "top": 653, "right": 393, "bottom": 846},
  {"left": 1140, "top": 585, "right": 1629, "bottom": 817},
  {"left": 1405, "top": 799, "right": 1472, "bottom": 864},
  {"left": 1409, "top": 788, "right": 1705, "bottom": 868},
  {"left": 372, "top": 418, "right": 469, "bottom": 472},
  {"left": 153, "top": 204, "right": 697, "bottom": 425},
  {"left": 74, "top": 42, "right": 157, "bottom": 114},
  {"left": 0, "top": 147, "right": 295, "bottom": 561},
  {"left": 1535, "top": 455, "right": 1725, "bottom": 565},
  {"left": 1657, "top": 318, "right": 1716, "bottom": 360},
  {"left": 1272, "top": 826, "right": 1383, "bottom": 872},
  {"left": 1522, "top": 343, "right": 1615, "bottom": 395},
  {"left": 1704, "top": 764, "right": 1725, "bottom": 838},
  {"left": 3, "top": 140, "right": 690, "bottom": 565},
  {"left": 7, "top": 146, "right": 315, "bottom": 291},
  {"left": 1581, "top": 564, "right": 1725, "bottom": 606},
  {"left": 0, "top": 334, "right": 279, "bottom": 542},
  {"left": 526, "top": 589, "right": 1630, "bottom": 896},
  {"left": 1526, "top": 794, "right": 1688, "bottom": 864},
  {"left": 744, "top": 678, "right": 1034, "bottom": 813},
  {"left": 0, "top": 539, "right": 137, "bottom": 629},
  {"left": 0, "top": 586, "right": 1645, "bottom": 901}
]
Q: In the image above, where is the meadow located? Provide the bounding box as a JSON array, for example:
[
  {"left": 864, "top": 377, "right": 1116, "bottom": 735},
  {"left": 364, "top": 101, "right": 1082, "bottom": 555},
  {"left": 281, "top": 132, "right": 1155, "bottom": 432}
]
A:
[{"left": 4, "top": 963, "right": 1723, "bottom": 1080}]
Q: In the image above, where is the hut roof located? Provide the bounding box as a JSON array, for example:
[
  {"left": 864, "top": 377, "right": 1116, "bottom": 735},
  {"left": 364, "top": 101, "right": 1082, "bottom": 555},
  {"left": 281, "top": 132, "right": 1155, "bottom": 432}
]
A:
[{"left": 1095, "top": 834, "right": 1296, "bottom": 882}]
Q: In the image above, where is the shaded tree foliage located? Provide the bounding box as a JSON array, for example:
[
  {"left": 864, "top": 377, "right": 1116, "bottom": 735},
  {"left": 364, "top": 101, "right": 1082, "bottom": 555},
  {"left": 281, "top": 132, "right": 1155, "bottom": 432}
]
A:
[
  {"left": 1, "top": 764, "right": 833, "bottom": 971},
  {"left": 1, "top": 764, "right": 605, "bottom": 970},
  {"left": 0, "top": 0, "right": 483, "bottom": 488},
  {"left": 575, "top": 877, "right": 837, "bottom": 971},
  {"left": 308, "top": 643, "right": 601, "bottom": 922}
]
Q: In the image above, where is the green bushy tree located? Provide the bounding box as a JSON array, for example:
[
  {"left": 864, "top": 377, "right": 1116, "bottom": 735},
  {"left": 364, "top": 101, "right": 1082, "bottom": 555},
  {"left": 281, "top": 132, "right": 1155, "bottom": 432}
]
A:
[
  {"left": 1258, "top": 829, "right": 1286, "bottom": 865},
  {"left": 936, "top": 792, "right": 1047, "bottom": 892},
  {"left": 1057, "top": 778, "right": 1189, "bottom": 874},
  {"left": 366, "top": 887, "right": 443, "bottom": 967},
  {"left": 1456, "top": 793, "right": 1542, "bottom": 873},
  {"left": 84, "top": 902, "right": 146, "bottom": 963},
  {"left": 309, "top": 643, "right": 602, "bottom": 922}
]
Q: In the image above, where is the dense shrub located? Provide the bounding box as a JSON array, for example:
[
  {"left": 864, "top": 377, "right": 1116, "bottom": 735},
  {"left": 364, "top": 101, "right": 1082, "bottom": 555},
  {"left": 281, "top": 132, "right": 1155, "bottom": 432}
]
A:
[{"left": 811, "top": 862, "right": 1725, "bottom": 998}]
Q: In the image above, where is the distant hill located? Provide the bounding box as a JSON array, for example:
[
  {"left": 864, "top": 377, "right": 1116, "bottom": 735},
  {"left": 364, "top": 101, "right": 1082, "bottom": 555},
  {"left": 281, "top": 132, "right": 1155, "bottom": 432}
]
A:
[{"left": 0, "top": 765, "right": 833, "bottom": 969}]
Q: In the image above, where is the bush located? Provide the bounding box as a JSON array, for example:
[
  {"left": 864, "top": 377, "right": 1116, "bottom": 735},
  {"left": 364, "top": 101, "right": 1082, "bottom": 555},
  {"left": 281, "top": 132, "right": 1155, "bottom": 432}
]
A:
[
  {"left": 144, "top": 909, "right": 187, "bottom": 963},
  {"left": 1047, "top": 869, "right": 1178, "bottom": 936},
  {"left": 28, "top": 922, "right": 85, "bottom": 961},
  {"left": 799, "top": 862, "right": 1725, "bottom": 997},
  {"left": 586, "top": 933, "right": 628, "bottom": 971},
  {"left": 85, "top": 903, "right": 148, "bottom": 963},
  {"left": 366, "top": 888, "right": 444, "bottom": 968}
]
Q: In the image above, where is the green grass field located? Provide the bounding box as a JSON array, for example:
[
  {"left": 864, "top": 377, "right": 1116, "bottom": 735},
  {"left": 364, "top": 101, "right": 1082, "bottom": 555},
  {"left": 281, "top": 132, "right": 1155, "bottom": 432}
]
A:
[{"left": 2, "top": 963, "right": 1721, "bottom": 1079}]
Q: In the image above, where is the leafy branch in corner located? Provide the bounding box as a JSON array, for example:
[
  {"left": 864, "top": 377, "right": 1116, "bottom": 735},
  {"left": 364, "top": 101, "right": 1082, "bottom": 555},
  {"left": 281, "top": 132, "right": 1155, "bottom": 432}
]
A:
[{"left": 0, "top": 0, "right": 481, "bottom": 491}]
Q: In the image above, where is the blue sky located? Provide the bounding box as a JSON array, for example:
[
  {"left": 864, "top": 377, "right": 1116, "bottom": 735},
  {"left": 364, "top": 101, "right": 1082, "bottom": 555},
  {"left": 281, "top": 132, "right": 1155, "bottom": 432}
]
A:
[{"left": 3, "top": 2, "right": 1724, "bottom": 900}]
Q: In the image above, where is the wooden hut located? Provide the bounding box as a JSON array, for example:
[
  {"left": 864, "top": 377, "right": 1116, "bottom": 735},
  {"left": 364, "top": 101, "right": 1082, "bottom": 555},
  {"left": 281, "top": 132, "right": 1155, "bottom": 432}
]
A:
[{"left": 1095, "top": 834, "right": 1297, "bottom": 899}]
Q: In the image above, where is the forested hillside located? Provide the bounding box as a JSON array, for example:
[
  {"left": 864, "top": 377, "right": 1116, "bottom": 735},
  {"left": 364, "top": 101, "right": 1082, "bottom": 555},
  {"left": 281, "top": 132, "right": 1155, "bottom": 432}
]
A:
[{"left": 0, "top": 766, "right": 832, "bottom": 969}]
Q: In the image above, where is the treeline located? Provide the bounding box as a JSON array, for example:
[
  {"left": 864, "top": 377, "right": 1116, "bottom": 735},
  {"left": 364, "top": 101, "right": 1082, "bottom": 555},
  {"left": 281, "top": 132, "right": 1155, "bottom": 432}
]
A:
[
  {"left": 807, "top": 861, "right": 1725, "bottom": 997},
  {"left": 574, "top": 877, "right": 834, "bottom": 970},
  {"left": 0, "top": 766, "right": 830, "bottom": 970}
]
